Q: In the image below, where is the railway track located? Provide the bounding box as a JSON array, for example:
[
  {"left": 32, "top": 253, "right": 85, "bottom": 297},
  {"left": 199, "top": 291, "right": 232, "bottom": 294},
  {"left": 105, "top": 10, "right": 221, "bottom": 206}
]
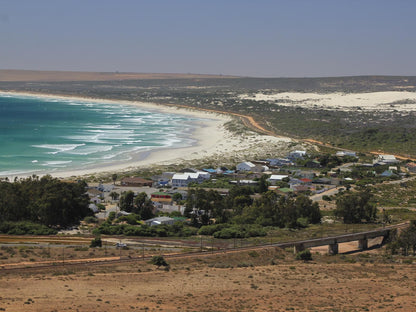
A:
[{"left": 1, "top": 222, "right": 408, "bottom": 273}]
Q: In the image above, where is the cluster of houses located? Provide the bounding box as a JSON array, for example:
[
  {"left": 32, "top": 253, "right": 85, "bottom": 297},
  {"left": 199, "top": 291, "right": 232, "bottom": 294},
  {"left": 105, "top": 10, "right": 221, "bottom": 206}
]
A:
[
  {"left": 86, "top": 149, "right": 415, "bottom": 222},
  {"left": 109, "top": 150, "right": 315, "bottom": 191}
]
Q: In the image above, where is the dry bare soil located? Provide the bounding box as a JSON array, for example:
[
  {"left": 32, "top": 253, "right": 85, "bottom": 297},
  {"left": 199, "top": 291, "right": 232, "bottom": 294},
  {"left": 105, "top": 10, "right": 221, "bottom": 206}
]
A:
[{"left": 1, "top": 248, "right": 416, "bottom": 312}]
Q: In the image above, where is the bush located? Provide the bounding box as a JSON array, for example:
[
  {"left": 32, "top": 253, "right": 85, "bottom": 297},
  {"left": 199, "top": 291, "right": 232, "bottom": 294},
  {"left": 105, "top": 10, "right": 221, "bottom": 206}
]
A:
[
  {"left": 322, "top": 195, "right": 332, "bottom": 201},
  {"left": 95, "top": 222, "right": 197, "bottom": 237},
  {"left": 198, "top": 224, "right": 228, "bottom": 236},
  {"left": 84, "top": 216, "right": 98, "bottom": 224},
  {"left": 295, "top": 249, "right": 312, "bottom": 261},
  {"left": 0, "top": 221, "right": 57, "bottom": 235},
  {"left": 213, "top": 228, "right": 240, "bottom": 239},
  {"left": 200, "top": 224, "right": 267, "bottom": 239},
  {"left": 107, "top": 211, "right": 116, "bottom": 222},
  {"left": 90, "top": 237, "right": 102, "bottom": 248},
  {"left": 117, "top": 213, "right": 140, "bottom": 225},
  {"left": 150, "top": 255, "right": 168, "bottom": 268},
  {"left": 296, "top": 217, "right": 309, "bottom": 228}
]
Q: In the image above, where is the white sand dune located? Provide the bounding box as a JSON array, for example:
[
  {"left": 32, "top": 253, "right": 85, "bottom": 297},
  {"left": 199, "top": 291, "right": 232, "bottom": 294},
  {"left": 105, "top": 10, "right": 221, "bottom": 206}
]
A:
[{"left": 239, "top": 91, "right": 416, "bottom": 112}]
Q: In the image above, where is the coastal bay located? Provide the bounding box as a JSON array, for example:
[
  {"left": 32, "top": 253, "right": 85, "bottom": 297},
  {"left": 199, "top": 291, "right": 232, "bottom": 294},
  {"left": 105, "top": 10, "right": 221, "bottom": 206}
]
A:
[{"left": 0, "top": 91, "right": 294, "bottom": 179}]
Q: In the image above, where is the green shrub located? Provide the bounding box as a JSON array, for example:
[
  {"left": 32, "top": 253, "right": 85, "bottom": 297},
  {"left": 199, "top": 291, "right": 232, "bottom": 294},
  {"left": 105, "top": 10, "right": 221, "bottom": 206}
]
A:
[
  {"left": 0, "top": 221, "right": 57, "bottom": 235},
  {"left": 150, "top": 255, "right": 168, "bottom": 268},
  {"left": 95, "top": 222, "right": 197, "bottom": 237},
  {"left": 90, "top": 237, "right": 102, "bottom": 248},
  {"left": 295, "top": 249, "right": 312, "bottom": 261},
  {"left": 84, "top": 216, "right": 98, "bottom": 224},
  {"left": 296, "top": 217, "right": 309, "bottom": 228},
  {"left": 322, "top": 195, "right": 332, "bottom": 201},
  {"left": 198, "top": 224, "right": 228, "bottom": 236},
  {"left": 201, "top": 224, "right": 267, "bottom": 239}
]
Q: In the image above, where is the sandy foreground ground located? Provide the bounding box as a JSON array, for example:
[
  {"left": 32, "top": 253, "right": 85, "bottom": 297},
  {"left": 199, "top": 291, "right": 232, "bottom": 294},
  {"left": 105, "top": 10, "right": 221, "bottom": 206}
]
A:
[
  {"left": 1, "top": 256, "right": 416, "bottom": 312},
  {"left": 239, "top": 91, "right": 416, "bottom": 112},
  {"left": 0, "top": 91, "right": 296, "bottom": 178}
]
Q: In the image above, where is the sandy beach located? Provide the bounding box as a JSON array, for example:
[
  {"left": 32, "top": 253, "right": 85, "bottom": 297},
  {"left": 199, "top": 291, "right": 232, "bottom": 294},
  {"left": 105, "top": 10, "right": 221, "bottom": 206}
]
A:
[{"left": 0, "top": 91, "right": 296, "bottom": 178}]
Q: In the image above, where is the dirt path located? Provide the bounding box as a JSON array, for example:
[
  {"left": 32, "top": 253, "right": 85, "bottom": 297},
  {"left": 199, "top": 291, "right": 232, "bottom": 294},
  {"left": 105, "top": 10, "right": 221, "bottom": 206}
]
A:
[
  {"left": 0, "top": 256, "right": 121, "bottom": 268},
  {"left": 369, "top": 150, "right": 416, "bottom": 161}
]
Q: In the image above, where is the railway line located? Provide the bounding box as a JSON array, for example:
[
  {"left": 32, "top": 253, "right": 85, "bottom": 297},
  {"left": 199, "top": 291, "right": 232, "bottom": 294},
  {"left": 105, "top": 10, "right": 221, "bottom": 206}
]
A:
[{"left": 1, "top": 222, "right": 408, "bottom": 273}]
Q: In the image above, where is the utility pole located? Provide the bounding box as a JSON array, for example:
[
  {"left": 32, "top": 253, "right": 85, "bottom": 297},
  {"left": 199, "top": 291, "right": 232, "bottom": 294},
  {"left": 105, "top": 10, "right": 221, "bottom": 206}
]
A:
[{"left": 119, "top": 240, "right": 122, "bottom": 258}]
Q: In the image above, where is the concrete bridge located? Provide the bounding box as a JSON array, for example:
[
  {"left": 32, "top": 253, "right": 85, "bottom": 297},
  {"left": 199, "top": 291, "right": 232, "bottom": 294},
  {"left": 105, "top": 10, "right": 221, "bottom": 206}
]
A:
[{"left": 273, "top": 223, "right": 408, "bottom": 255}]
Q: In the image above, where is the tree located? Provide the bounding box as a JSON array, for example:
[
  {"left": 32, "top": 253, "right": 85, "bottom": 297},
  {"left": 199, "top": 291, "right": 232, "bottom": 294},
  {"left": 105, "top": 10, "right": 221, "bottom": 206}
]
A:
[
  {"left": 133, "top": 192, "right": 154, "bottom": 219},
  {"left": 232, "top": 195, "right": 253, "bottom": 215},
  {"left": 335, "top": 190, "right": 377, "bottom": 224},
  {"left": 107, "top": 211, "right": 116, "bottom": 222},
  {"left": 397, "top": 221, "right": 416, "bottom": 255},
  {"left": 0, "top": 175, "right": 91, "bottom": 227},
  {"left": 294, "top": 195, "right": 321, "bottom": 224},
  {"left": 134, "top": 192, "right": 147, "bottom": 210},
  {"left": 233, "top": 191, "right": 321, "bottom": 228},
  {"left": 318, "top": 154, "right": 342, "bottom": 169},
  {"left": 119, "top": 191, "right": 135, "bottom": 212},
  {"left": 257, "top": 174, "right": 270, "bottom": 193},
  {"left": 112, "top": 174, "right": 118, "bottom": 185},
  {"left": 172, "top": 192, "right": 183, "bottom": 202},
  {"left": 109, "top": 191, "right": 119, "bottom": 201}
]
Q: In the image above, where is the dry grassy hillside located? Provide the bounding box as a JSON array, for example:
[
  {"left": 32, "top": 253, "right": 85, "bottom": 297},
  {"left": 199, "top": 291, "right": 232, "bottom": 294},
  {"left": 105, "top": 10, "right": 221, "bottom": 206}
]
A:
[{"left": 1, "top": 247, "right": 416, "bottom": 311}]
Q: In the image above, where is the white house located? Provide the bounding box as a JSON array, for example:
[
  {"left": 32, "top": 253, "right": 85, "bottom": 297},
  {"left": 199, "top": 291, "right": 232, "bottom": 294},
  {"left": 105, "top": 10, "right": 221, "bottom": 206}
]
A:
[
  {"left": 268, "top": 174, "right": 289, "bottom": 185},
  {"left": 257, "top": 165, "right": 270, "bottom": 172},
  {"left": 376, "top": 155, "right": 399, "bottom": 164},
  {"left": 171, "top": 171, "right": 211, "bottom": 187},
  {"left": 145, "top": 216, "right": 176, "bottom": 227},
  {"left": 336, "top": 151, "right": 357, "bottom": 157},
  {"left": 237, "top": 161, "right": 256, "bottom": 172}
]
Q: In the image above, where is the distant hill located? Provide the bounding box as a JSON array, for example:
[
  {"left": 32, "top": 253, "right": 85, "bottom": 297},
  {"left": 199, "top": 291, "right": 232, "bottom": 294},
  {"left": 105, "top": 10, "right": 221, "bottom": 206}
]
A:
[
  {"left": 0, "top": 71, "right": 415, "bottom": 93},
  {"left": 0, "top": 69, "right": 237, "bottom": 82}
]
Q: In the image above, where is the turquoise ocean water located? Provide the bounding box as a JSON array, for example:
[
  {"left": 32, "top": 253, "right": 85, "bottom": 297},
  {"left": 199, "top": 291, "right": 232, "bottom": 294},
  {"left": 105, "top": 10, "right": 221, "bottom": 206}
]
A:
[{"left": 0, "top": 94, "right": 200, "bottom": 177}]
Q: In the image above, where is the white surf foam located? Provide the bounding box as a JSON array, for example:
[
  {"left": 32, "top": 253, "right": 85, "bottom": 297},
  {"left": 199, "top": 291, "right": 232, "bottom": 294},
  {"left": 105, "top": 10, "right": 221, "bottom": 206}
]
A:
[
  {"left": 67, "top": 145, "right": 114, "bottom": 155},
  {"left": 32, "top": 144, "right": 86, "bottom": 155},
  {"left": 41, "top": 160, "right": 73, "bottom": 167}
]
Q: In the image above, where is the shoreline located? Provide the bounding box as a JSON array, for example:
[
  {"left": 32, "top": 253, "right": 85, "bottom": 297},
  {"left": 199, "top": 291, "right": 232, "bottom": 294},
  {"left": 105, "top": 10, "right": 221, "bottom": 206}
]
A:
[{"left": 0, "top": 91, "right": 295, "bottom": 179}]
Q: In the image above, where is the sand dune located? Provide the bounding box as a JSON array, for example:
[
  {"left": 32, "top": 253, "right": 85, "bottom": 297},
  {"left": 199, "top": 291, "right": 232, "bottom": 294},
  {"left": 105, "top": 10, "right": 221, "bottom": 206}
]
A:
[{"left": 239, "top": 91, "right": 416, "bottom": 111}]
